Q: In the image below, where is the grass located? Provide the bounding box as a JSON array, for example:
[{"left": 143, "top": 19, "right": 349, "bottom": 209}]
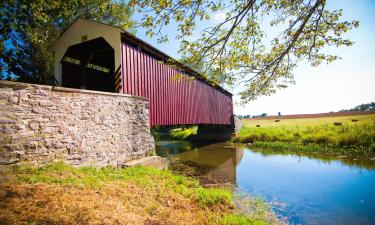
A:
[
  {"left": 219, "top": 214, "right": 269, "bottom": 225},
  {"left": 242, "top": 114, "right": 375, "bottom": 127},
  {"left": 234, "top": 114, "right": 375, "bottom": 157},
  {"left": 0, "top": 162, "right": 280, "bottom": 225},
  {"left": 194, "top": 187, "right": 232, "bottom": 207},
  {"left": 170, "top": 126, "right": 198, "bottom": 140}
]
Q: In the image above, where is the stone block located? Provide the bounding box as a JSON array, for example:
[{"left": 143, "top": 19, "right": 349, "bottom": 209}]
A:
[
  {"left": 28, "top": 122, "right": 40, "bottom": 130},
  {"left": 123, "top": 156, "right": 167, "bottom": 170},
  {"left": 9, "top": 96, "right": 19, "bottom": 104},
  {"left": 32, "top": 107, "right": 50, "bottom": 114}
]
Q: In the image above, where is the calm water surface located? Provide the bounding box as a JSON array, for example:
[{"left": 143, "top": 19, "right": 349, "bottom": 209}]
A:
[{"left": 156, "top": 141, "right": 375, "bottom": 225}]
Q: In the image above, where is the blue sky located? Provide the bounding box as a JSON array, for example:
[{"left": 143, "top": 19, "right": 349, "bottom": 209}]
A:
[{"left": 132, "top": 0, "right": 375, "bottom": 116}]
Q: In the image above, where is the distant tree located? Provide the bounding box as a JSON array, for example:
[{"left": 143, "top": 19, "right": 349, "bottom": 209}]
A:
[
  {"left": 0, "top": 0, "right": 135, "bottom": 84},
  {"left": 131, "top": 0, "right": 359, "bottom": 102},
  {"left": 341, "top": 102, "right": 375, "bottom": 112}
]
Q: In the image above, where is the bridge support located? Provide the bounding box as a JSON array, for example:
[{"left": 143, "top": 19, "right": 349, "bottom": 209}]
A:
[
  {"left": 155, "top": 116, "right": 242, "bottom": 142},
  {"left": 189, "top": 125, "right": 234, "bottom": 142}
]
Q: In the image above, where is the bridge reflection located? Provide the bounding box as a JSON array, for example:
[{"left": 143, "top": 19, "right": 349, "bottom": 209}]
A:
[{"left": 156, "top": 141, "right": 243, "bottom": 185}]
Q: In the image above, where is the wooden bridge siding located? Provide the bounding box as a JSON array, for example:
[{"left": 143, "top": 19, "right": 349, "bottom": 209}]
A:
[{"left": 121, "top": 42, "right": 233, "bottom": 127}]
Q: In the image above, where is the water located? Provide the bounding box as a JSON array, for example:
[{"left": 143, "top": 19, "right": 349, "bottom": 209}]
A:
[{"left": 156, "top": 141, "right": 375, "bottom": 225}]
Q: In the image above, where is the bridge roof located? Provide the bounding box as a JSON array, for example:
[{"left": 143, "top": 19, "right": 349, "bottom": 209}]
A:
[{"left": 53, "top": 18, "right": 232, "bottom": 96}]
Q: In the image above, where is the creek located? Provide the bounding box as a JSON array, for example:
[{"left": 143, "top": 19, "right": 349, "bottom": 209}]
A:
[{"left": 156, "top": 140, "right": 375, "bottom": 225}]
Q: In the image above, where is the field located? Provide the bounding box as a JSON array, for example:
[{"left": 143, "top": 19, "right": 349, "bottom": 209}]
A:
[
  {"left": 0, "top": 162, "right": 280, "bottom": 225},
  {"left": 243, "top": 111, "right": 375, "bottom": 120},
  {"left": 234, "top": 113, "right": 375, "bottom": 157}
]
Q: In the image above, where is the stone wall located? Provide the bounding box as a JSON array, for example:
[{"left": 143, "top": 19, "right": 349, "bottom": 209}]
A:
[
  {"left": 234, "top": 116, "right": 243, "bottom": 133},
  {"left": 0, "top": 81, "right": 155, "bottom": 167}
]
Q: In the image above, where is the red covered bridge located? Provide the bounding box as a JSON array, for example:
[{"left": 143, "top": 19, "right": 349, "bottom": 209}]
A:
[{"left": 50, "top": 19, "right": 233, "bottom": 127}]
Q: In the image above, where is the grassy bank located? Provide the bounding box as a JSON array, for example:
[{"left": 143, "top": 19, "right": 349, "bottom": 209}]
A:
[
  {"left": 234, "top": 114, "right": 375, "bottom": 157},
  {"left": 0, "top": 162, "right": 279, "bottom": 225},
  {"left": 170, "top": 126, "right": 198, "bottom": 140}
]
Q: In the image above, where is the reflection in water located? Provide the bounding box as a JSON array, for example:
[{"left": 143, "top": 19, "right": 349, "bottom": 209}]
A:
[
  {"left": 156, "top": 141, "right": 375, "bottom": 225},
  {"left": 157, "top": 141, "right": 243, "bottom": 185},
  {"left": 156, "top": 140, "right": 196, "bottom": 157},
  {"left": 249, "top": 147, "right": 375, "bottom": 170},
  {"left": 172, "top": 142, "right": 243, "bottom": 185}
]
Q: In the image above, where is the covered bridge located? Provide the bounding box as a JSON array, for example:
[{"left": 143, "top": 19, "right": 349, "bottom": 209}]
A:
[{"left": 50, "top": 18, "right": 233, "bottom": 127}]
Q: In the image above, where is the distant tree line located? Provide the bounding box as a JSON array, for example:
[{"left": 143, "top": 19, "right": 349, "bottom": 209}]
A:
[
  {"left": 238, "top": 102, "right": 375, "bottom": 118},
  {"left": 237, "top": 113, "right": 268, "bottom": 119},
  {"left": 340, "top": 102, "right": 375, "bottom": 112}
]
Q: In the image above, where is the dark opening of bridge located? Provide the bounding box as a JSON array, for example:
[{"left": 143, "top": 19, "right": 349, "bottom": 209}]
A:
[{"left": 61, "top": 37, "right": 115, "bottom": 92}]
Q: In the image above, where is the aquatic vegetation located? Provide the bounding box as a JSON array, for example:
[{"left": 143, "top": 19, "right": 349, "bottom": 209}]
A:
[{"left": 248, "top": 144, "right": 375, "bottom": 170}]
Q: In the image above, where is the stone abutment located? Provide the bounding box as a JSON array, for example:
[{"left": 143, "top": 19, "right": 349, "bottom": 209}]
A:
[{"left": 0, "top": 81, "right": 155, "bottom": 167}]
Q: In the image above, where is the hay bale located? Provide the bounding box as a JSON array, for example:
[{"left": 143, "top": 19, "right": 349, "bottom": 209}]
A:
[
  {"left": 333, "top": 122, "right": 342, "bottom": 126},
  {"left": 274, "top": 120, "right": 280, "bottom": 122},
  {"left": 256, "top": 124, "right": 260, "bottom": 127}
]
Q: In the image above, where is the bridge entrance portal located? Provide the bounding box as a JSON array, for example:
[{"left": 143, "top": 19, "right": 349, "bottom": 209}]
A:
[{"left": 61, "top": 37, "right": 115, "bottom": 92}]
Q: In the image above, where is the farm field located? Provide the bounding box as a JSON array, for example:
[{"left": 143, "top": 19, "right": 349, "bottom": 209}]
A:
[
  {"left": 243, "top": 111, "right": 375, "bottom": 120},
  {"left": 234, "top": 113, "right": 375, "bottom": 157},
  {"left": 242, "top": 113, "right": 375, "bottom": 127}
]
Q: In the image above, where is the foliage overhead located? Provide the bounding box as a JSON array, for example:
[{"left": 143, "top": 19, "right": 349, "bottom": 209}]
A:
[
  {"left": 130, "top": 0, "right": 359, "bottom": 102},
  {"left": 0, "top": 0, "right": 134, "bottom": 84}
]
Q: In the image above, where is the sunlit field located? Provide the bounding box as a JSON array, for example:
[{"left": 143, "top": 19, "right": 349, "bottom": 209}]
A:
[
  {"left": 242, "top": 114, "right": 375, "bottom": 127},
  {"left": 234, "top": 113, "right": 375, "bottom": 156}
]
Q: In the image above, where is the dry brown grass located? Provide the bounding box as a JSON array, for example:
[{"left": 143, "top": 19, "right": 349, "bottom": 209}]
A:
[
  {"left": 0, "top": 163, "right": 278, "bottom": 225},
  {"left": 0, "top": 182, "right": 216, "bottom": 225}
]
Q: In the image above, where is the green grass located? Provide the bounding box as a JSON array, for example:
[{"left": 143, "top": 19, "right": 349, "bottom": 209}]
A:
[
  {"left": 170, "top": 126, "right": 198, "bottom": 140},
  {"left": 194, "top": 187, "right": 232, "bottom": 207},
  {"left": 219, "top": 214, "right": 269, "bottom": 225},
  {"left": 15, "top": 162, "right": 199, "bottom": 190},
  {"left": 234, "top": 114, "right": 375, "bottom": 156},
  {"left": 242, "top": 114, "right": 375, "bottom": 127}
]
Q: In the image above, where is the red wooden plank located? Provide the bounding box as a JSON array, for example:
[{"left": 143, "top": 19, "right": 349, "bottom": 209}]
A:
[
  {"left": 122, "top": 44, "right": 126, "bottom": 93},
  {"left": 130, "top": 46, "right": 134, "bottom": 95},
  {"left": 120, "top": 42, "right": 233, "bottom": 126}
]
